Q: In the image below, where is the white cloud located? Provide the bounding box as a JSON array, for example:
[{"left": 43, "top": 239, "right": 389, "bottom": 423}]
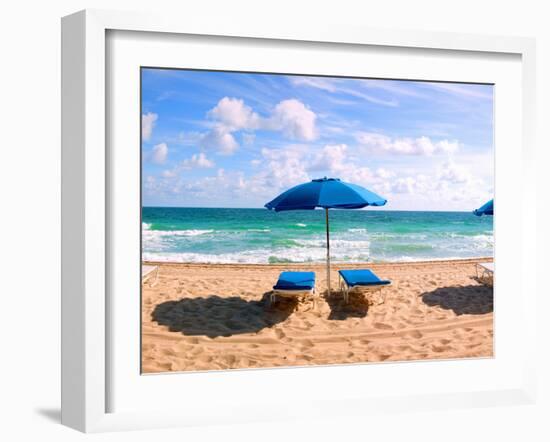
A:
[
  {"left": 267, "top": 143, "right": 387, "bottom": 194},
  {"left": 199, "top": 97, "right": 318, "bottom": 154},
  {"left": 309, "top": 144, "right": 348, "bottom": 173},
  {"left": 199, "top": 126, "right": 238, "bottom": 155},
  {"left": 437, "top": 160, "right": 471, "bottom": 184},
  {"left": 356, "top": 132, "right": 459, "bottom": 156},
  {"left": 341, "top": 166, "right": 377, "bottom": 186},
  {"left": 184, "top": 152, "right": 214, "bottom": 169},
  {"left": 161, "top": 169, "right": 176, "bottom": 178},
  {"left": 291, "top": 143, "right": 387, "bottom": 194},
  {"left": 142, "top": 112, "right": 158, "bottom": 141},
  {"left": 265, "top": 99, "right": 318, "bottom": 141},
  {"left": 147, "top": 142, "right": 490, "bottom": 210},
  {"left": 208, "top": 97, "right": 260, "bottom": 131},
  {"left": 144, "top": 175, "right": 158, "bottom": 192},
  {"left": 391, "top": 177, "right": 420, "bottom": 194},
  {"left": 153, "top": 166, "right": 254, "bottom": 204},
  {"left": 162, "top": 153, "right": 215, "bottom": 178},
  {"left": 255, "top": 146, "right": 311, "bottom": 191},
  {"left": 253, "top": 144, "right": 393, "bottom": 194},
  {"left": 385, "top": 160, "right": 485, "bottom": 208},
  {"left": 375, "top": 167, "right": 396, "bottom": 179},
  {"left": 151, "top": 142, "right": 168, "bottom": 164}
]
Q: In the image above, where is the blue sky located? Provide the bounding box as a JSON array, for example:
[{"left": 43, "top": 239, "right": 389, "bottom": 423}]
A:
[{"left": 141, "top": 68, "right": 494, "bottom": 211}]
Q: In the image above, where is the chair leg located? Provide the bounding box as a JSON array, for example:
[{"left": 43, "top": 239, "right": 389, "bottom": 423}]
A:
[{"left": 339, "top": 275, "right": 349, "bottom": 303}]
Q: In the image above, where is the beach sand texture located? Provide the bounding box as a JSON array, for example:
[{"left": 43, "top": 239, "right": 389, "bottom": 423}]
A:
[{"left": 141, "top": 259, "right": 493, "bottom": 373}]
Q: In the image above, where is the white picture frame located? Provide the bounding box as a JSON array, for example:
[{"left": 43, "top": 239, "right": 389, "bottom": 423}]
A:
[{"left": 61, "top": 9, "right": 538, "bottom": 433}]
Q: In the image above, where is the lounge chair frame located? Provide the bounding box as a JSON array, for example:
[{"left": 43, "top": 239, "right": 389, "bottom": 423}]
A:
[
  {"left": 142, "top": 265, "right": 159, "bottom": 286},
  {"left": 475, "top": 262, "right": 494, "bottom": 287},
  {"left": 269, "top": 287, "right": 317, "bottom": 309},
  {"left": 338, "top": 273, "right": 391, "bottom": 304}
]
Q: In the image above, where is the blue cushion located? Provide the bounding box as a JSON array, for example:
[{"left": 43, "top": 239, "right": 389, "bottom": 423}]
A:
[
  {"left": 273, "top": 271, "right": 315, "bottom": 291},
  {"left": 338, "top": 269, "right": 391, "bottom": 287}
]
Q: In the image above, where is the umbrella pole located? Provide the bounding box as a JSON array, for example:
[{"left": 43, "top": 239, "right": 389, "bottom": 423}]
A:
[{"left": 325, "top": 208, "right": 331, "bottom": 296}]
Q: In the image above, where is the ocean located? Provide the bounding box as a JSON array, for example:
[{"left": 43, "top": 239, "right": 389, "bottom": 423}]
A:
[{"left": 142, "top": 207, "right": 493, "bottom": 264}]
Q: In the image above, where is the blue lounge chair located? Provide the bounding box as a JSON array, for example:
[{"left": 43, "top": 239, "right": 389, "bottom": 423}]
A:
[
  {"left": 338, "top": 269, "right": 391, "bottom": 304},
  {"left": 271, "top": 271, "right": 316, "bottom": 306}
]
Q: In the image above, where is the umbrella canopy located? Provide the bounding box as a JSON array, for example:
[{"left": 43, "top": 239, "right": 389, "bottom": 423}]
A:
[
  {"left": 265, "top": 177, "right": 387, "bottom": 295},
  {"left": 473, "top": 199, "right": 494, "bottom": 216},
  {"left": 265, "top": 177, "right": 387, "bottom": 211}
]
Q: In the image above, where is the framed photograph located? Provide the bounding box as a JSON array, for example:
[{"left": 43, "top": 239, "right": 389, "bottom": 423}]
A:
[{"left": 61, "top": 9, "right": 538, "bottom": 432}]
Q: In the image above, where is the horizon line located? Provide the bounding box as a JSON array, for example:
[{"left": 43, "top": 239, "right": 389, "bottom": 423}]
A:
[{"left": 142, "top": 205, "right": 475, "bottom": 213}]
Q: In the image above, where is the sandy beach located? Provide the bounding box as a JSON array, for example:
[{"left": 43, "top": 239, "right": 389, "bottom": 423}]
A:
[{"left": 141, "top": 258, "right": 493, "bottom": 373}]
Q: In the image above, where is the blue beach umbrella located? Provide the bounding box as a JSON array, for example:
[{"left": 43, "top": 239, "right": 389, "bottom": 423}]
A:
[
  {"left": 473, "top": 199, "right": 494, "bottom": 216},
  {"left": 265, "top": 177, "right": 387, "bottom": 295}
]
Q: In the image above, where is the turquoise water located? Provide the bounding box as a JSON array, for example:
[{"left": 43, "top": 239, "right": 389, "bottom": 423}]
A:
[{"left": 142, "top": 207, "right": 493, "bottom": 264}]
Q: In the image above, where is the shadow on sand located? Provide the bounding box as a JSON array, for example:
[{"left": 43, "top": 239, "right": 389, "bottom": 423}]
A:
[
  {"left": 421, "top": 284, "right": 493, "bottom": 315},
  {"left": 151, "top": 293, "right": 296, "bottom": 338},
  {"left": 324, "top": 291, "right": 369, "bottom": 320}
]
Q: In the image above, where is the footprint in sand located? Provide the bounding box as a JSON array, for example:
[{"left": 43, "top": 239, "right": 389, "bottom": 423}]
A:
[
  {"left": 157, "top": 362, "right": 172, "bottom": 371},
  {"left": 221, "top": 354, "right": 237, "bottom": 366},
  {"left": 190, "top": 346, "right": 204, "bottom": 356},
  {"left": 373, "top": 322, "right": 394, "bottom": 330},
  {"left": 431, "top": 345, "right": 451, "bottom": 353},
  {"left": 406, "top": 330, "right": 423, "bottom": 339}
]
